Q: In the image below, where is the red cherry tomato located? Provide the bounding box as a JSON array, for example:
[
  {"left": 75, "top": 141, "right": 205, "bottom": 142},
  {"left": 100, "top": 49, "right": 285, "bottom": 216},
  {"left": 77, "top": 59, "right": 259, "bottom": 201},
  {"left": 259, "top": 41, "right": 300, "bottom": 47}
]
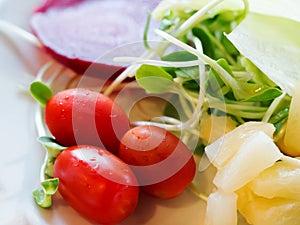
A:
[
  {"left": 45, "top": 88, "right": 130, "bottom": 154},
  {"left": 119, "top": 125, "right": 196, "bottom": 199},
  {"left": 54, "top": 145, "right": 139, "bottom": 225}
]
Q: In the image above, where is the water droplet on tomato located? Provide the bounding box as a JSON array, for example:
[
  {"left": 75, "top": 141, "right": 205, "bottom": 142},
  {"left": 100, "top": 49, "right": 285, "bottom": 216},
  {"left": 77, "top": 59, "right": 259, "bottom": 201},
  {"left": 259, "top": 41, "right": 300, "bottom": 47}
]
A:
[
  {"left": 90, "top": 157, "right": 97, "bottom": 161},
  {"left": 93, "top": 164, "right": 99, "bottom": 169},
  {"left": 132, "top": 127, "right": 151, "bottom": 140},
  {"left": 109, "top": 114, "right": 117, "bottom": 118},
  {"left": 60, "top": 109, "right": 66, "bottom": 119},
  {"left": 98, "top": 151, "right": 104, "bottom": 156},
  {"left": 64, "top": 95, "right": 69, "bottom": 100}
]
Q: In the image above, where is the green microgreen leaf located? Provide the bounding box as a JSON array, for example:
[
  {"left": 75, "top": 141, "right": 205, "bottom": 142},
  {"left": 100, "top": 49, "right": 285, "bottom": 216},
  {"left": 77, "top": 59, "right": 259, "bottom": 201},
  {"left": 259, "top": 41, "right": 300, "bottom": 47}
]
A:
[
  {"left": 136, "top": 64, "right": 174, "bottom": 93},
  {"left": 38, "top": 136, "right": 66, "bottom": 177},
  {"left": 143, "top": 11, "right": 152, "bottom": 50},
  {"left": 162, "top": 50, "right": 198, "bottom": 62},
  {"left": 175, "top": 67, "right": 199, "bottom": 79},
  {"left": 192, "top": 27, "right": 215, "bottom": 59},
  {"left": 33, "top": 178, "right": 59, "bottom": 208},
  {"left": 30, "top": 81, "right": 53, "bottom": 107},
  {"left": 244, "top": 87, "right": 282, "bottom": 102}
]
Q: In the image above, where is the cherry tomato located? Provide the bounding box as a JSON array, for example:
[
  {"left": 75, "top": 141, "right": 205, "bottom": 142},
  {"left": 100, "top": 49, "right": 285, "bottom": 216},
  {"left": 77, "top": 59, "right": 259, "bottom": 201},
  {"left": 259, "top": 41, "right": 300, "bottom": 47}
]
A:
[
  {"left": 54, "top": 145, "right": 139, "bottom": 225},
  {"left": 119, "top": 125, "right": 196, "bottom": 199},
  {"left": 45, "top": 88, "right": 130, "bottom": 154}
]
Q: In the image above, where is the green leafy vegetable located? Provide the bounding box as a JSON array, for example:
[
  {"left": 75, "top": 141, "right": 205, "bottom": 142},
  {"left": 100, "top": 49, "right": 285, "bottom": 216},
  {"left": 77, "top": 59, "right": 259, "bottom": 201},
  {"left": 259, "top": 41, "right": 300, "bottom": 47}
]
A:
[
  {"left": 33, "top": 137, "right": 65, "bottom": 209},
  {"left": 227, "top": 13, "right": 300, "bottom": 96},
  {"left": 38, "top": 136, "right": 66, "bottom": 177},
  {"left": 33, "top": 178, "right": 59, "bottom": 208},
  {"left": 136, "top": 64, "right": 174, "bottom": 93},
  {"left": 30, "top": 81, "right": 52, "bottom": 106},
  {"left": 131, "top": 0, "right": 290, "bottom": 144},
  {"left": 161, "top": 50, "right": 198, "bottom": 62}
]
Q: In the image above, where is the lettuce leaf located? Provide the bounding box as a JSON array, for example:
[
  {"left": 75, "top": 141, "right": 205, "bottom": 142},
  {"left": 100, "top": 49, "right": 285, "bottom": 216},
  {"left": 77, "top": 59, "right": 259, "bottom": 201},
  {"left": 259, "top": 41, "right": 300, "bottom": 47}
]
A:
[
  {"left": 226, "top": 0, "right": 300, "bottom": 96},
  {"left": 227, "top": 12, "right": 300, "bottom": 96},
  {"left": 249, "top": 0, "right": 300, "bottom": 22}
]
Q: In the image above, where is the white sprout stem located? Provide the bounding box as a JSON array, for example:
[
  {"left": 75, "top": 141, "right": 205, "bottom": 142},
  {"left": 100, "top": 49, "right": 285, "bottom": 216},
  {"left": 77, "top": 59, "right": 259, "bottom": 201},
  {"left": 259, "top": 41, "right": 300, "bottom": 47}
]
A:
[
  {"left": 232, "top": 71, "right": 254, "bottom": 81},
  {"left": 262, "top": 92, "right": 286, "bottom": 122},
  {"left": 35, "top": 61, "right": 54, "bottom": 82},
  {"left": 0, "top": 20, "right": 42, "bottom": 47},
  {"left": 35, "top": 105, "right": 48, "bottom": 181},
  {"left": 113, "top": 56, "right": 201, "bottom": 68},
  {"left": 103, "top": 47, "right": 162, "bottom": 97},
  {"left": 192, "top": 35, "right": 206, "bottom": 114},
  {"left": 103, "top": 63, "right": 140, "bottom": 96},
  {"left": 174, "top": 36, "right": 206, "bottom": 133},
  {"left": 179, "top": 75, "right": 204, "bottom": 130},
  {"left": 131, "top": 120, "right": 183, "bottom": 131},
  {"left": 33, "top": 62, "right": 66, "bottom": 181},
  {"left": 104, "top": 0, "right": 226, "bottom": 97},
  {"left": 150, "top": 116, "right": 182, "bottom": 125},
  {"left": 154, "top": 0, "right": 250, "bottom": 89},
  {"left": 173, "top": 0, "right": 224, "bottom": 38},
  {"left": 155, "top": 29, "right": 237, "bottom": 89}
]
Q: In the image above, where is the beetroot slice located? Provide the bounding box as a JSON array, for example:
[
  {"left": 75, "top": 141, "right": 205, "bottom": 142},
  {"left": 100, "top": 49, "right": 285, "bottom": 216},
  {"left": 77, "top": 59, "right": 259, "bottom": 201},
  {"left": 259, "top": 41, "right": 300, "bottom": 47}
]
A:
[{"left": 30, "top": 0, "right": 160, "bottom": 77}]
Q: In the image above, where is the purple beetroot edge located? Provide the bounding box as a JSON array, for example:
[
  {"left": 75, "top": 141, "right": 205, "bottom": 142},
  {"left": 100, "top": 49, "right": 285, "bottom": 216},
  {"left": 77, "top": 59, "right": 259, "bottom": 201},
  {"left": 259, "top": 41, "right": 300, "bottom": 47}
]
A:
[{"left": 30, "top": 0, "right": 161, "bottom": 78}]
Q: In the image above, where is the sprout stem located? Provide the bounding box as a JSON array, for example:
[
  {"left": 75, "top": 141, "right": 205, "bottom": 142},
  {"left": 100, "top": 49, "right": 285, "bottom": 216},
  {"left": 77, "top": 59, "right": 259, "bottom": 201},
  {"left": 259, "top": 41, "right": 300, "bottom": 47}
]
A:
[{"left": 0, "top": 20, "right": 41, "bottom": 47}]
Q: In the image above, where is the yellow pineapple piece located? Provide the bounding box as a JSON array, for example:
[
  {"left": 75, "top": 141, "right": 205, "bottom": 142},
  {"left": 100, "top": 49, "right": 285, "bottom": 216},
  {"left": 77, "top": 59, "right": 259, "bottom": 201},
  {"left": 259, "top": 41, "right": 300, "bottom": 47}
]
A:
[
  {"left": 205, "top": 122, "right": 275, "bottom": 169},
  {"left": 205, "top": 190, "right": 238, "bottom": 225},
  {"left": 199, "top": 113, "right": 238, "bottom": 145},
  {"left": 283, "top": 81, "right": 300, "bottom": 156},
  {"left": 237, "top": 186, "right": 300, "bottom": 225},
  {"left": 213, "top": 131, "right": 282, "bottom": 192},
  {"left": 248, "top": 158, "right": 300, "bottom": 200}
]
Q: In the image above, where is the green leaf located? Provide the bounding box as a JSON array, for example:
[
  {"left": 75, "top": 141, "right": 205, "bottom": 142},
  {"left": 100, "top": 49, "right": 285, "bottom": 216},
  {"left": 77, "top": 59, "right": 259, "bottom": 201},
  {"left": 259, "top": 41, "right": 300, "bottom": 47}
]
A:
[
  {"left": 227, "top": 12, "right": 300, "bottom": 96},
  {"left": 136, "top": 64, "right": 174, "bottom": 93},
  {"left": 192, "top": 27, "right": 215, "bottom": 58},
  {"left": 183, "top": 79, "right": 200, "bottom": 92},
  {"left": 38, "top": 136, "right": 66, "bottom": 157},
  {"left": 161, "top": 50, "right": 198, "bottom": 62},
  {"left": 38, "top": 136, "right": 66, "bottom": 177},
  {"left": 30, "top": 81, "right": 53, "bottom": 107},
  {"left": 241, "top": 57, "right": 276, "bottom": 86},
  {"left": 175, "top": 67, "right": 199, "bottom": 79},
  {"left": 33, "top": 178, "right": 59, "bottom": 208},
  {"left": 244, "top": 87, "right": 282, "bottom": 102},
  {"left": 215, "top": 58, "right": 234, "bottom": 76}
]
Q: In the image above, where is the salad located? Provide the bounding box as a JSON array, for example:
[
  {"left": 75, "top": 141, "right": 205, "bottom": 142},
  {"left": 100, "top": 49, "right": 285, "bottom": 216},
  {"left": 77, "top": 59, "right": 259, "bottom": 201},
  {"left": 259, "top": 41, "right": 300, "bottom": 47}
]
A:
[{"left": 1, "top": 0, "right": 300, "bottom": 224}]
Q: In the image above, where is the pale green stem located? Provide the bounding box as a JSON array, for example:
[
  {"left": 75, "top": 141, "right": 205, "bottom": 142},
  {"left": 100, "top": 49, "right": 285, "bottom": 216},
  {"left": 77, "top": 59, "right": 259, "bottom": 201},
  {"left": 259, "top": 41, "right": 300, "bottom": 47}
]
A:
[{"left": 0, "top": 20, "right": 42, "bottom": 47}]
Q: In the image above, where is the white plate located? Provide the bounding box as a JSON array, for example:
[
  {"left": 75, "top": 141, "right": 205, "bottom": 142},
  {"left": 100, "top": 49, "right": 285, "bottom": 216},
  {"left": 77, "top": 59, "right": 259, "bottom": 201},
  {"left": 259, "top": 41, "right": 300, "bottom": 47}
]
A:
[{"left": 0, "top": 1, "right": 211, "bottom": 224}]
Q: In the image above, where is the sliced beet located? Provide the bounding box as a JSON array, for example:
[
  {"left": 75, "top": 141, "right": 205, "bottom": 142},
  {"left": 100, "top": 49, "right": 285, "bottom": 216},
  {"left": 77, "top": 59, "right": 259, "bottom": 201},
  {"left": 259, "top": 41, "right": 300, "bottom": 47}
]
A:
[{"left": 30, "top": 0, "right": 160, "bottom": 78}]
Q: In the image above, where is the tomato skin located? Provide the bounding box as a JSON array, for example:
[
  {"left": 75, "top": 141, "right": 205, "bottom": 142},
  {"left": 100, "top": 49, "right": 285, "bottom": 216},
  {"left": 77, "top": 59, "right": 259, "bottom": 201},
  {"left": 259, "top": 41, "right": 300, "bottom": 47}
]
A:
[
  {"left": 54, "top": 145, "right": 139, "bottom": 225},
  {"left": 119, "top": 125, "right": 196, "bottom": 199},
  {"left": 45, "top": 88, "right": 130, "bottom": 154}
]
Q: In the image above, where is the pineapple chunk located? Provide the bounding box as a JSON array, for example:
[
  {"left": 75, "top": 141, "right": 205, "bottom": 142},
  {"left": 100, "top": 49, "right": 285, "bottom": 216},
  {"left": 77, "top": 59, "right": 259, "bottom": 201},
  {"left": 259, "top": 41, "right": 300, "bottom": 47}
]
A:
[
  {"left": 199, "top": 113, "right": 237, "bottom": 145},
  {"left": 205, "top": 122, "right": 275, "bottom": 169},
  {"left": 248, "top": 158, "right": 300, "bottom": 200},
  {"left": 213, "top": 131, "right": 282, "bottom": 192},
  {"left": 237, "top": 186, "right": 300, "bottom": 225},
  {"left": 283, "top": 81, "right": 300, "bottom": 156},
  {"left": 205, "top": 190, "right": 238, "bottom": 225}
]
